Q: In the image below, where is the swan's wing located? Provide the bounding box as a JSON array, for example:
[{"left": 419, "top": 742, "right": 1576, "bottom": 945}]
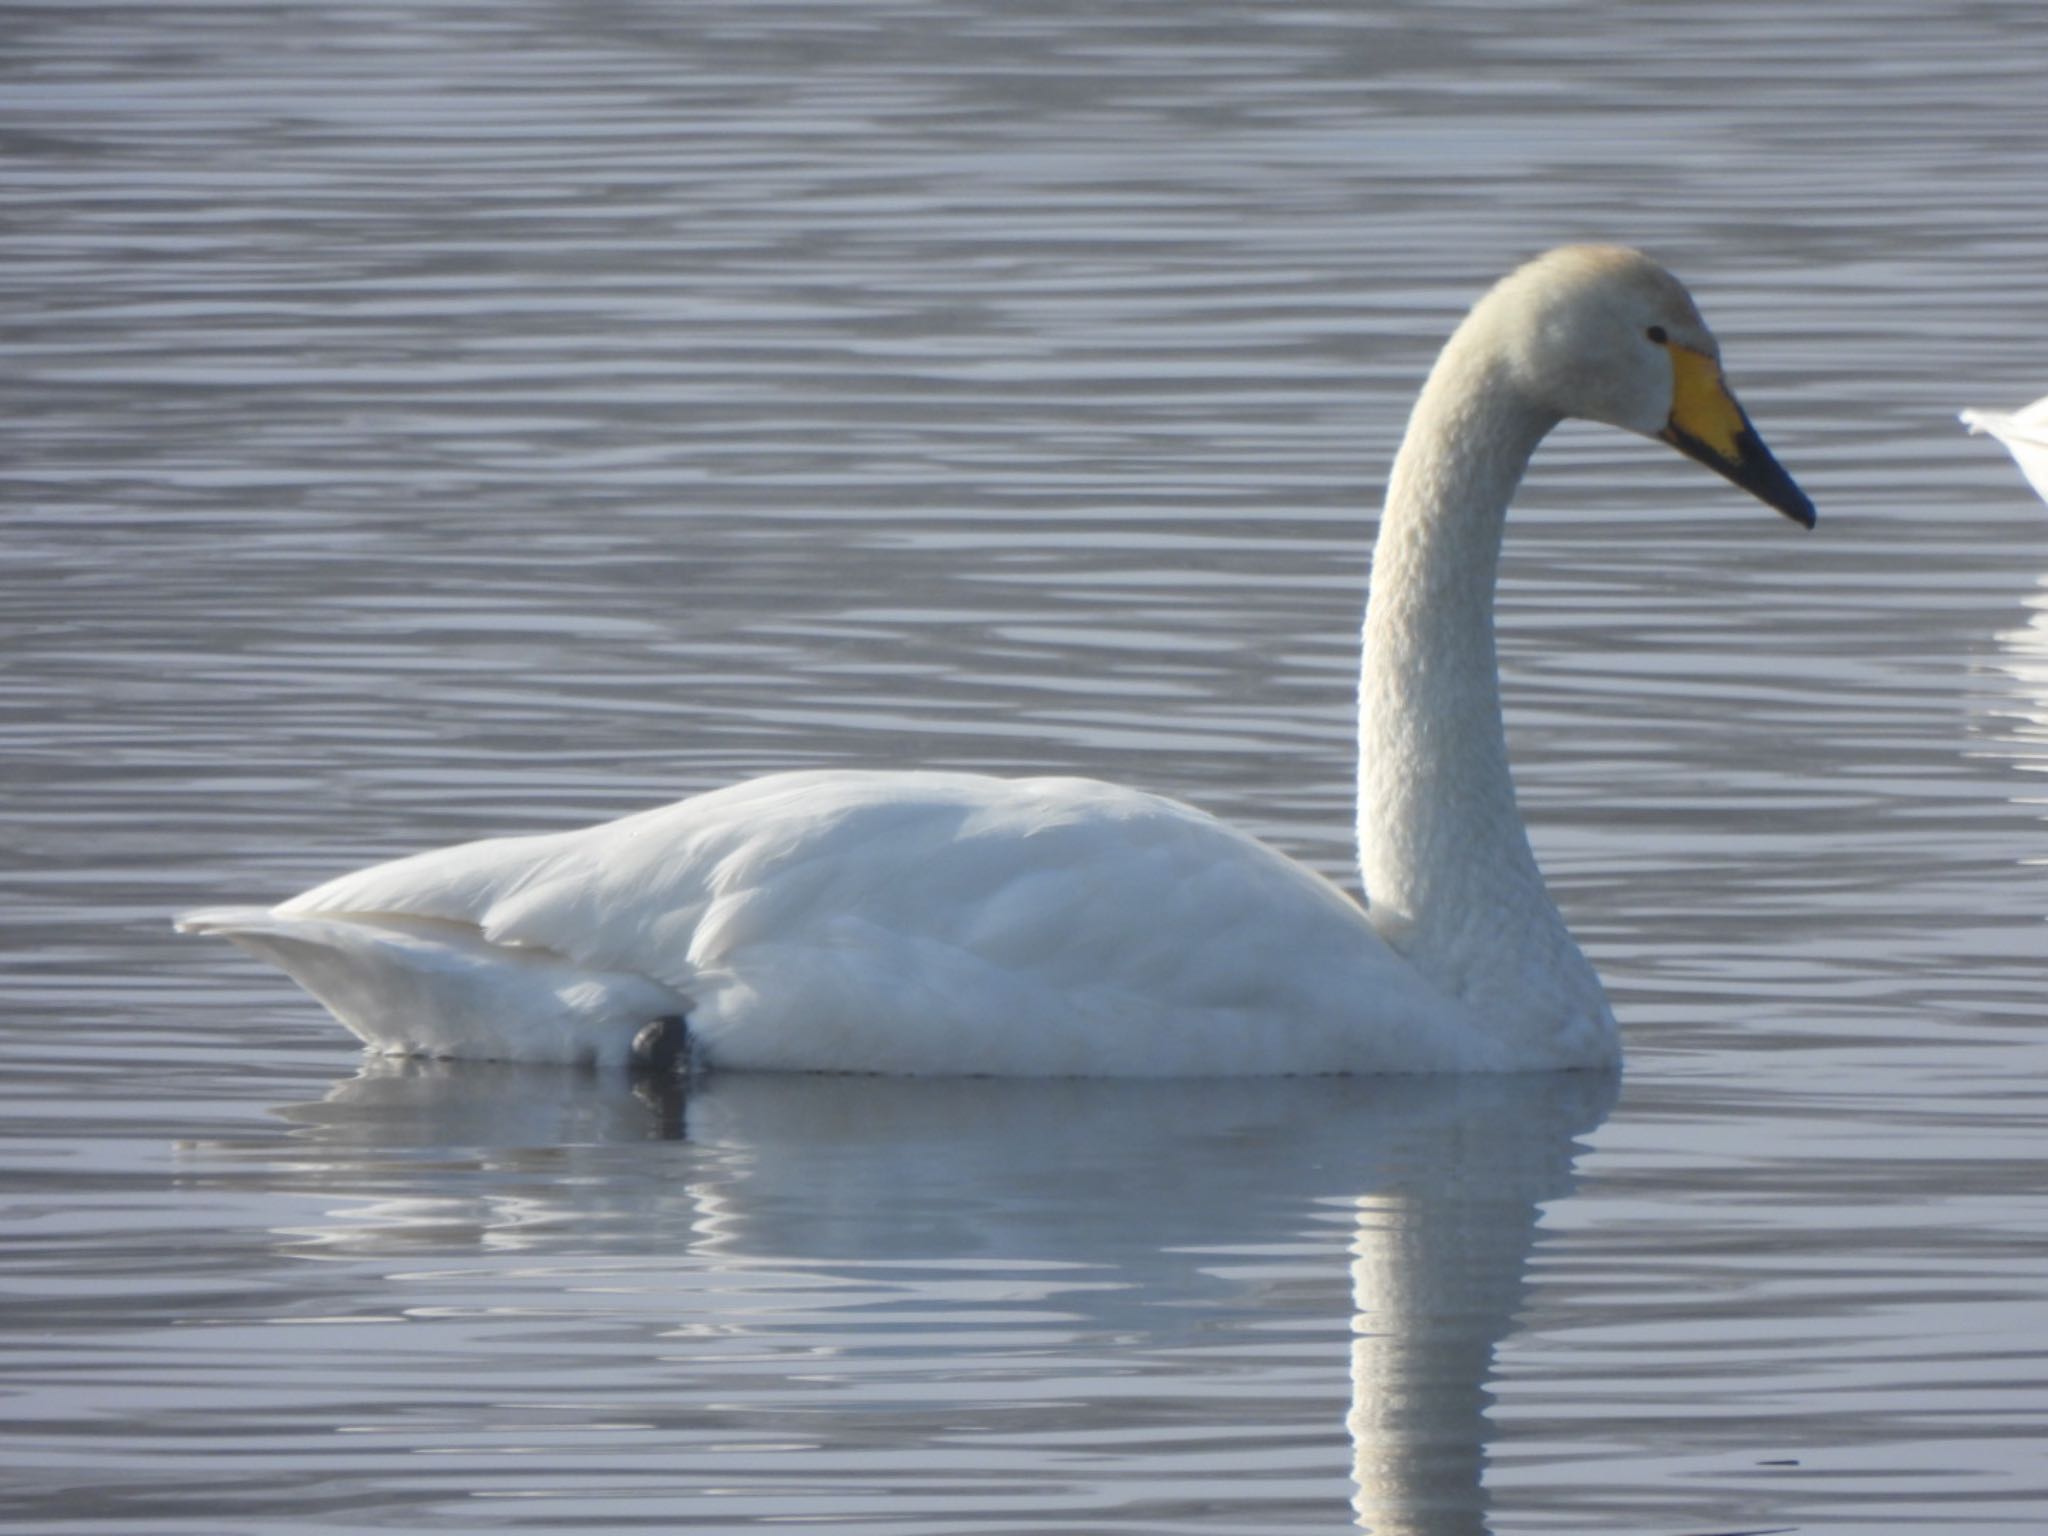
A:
[
  {"left": 646, "top": 774, "right": 1442, "bottom": 1074},
  {"left": 221, "top": 770, "right": 1474, "bottom": 1075},
  {"left": 666, "top": 773, "right": 1477, "bottom": 1073}
]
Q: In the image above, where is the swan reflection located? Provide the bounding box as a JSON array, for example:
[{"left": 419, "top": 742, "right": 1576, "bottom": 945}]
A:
[
  {"left": 1984, "top": 581, "right": 2048, "bottom": 785},
  {"left": 266, "top": 1064, "right": 1614, "bottom": 1530}
]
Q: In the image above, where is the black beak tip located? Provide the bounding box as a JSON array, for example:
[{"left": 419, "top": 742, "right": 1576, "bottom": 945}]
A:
[
  {"left": 1669, "top": 422, "right": 1817, "bottom": 531},
  {"left": 1776, "top": 486, "right": 1817, "bottom": 530},
  {"left": 1751, "top": 446, "right": 1816, "bottom": 529}
]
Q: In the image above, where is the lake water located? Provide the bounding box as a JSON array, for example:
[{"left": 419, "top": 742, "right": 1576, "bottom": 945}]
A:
[{"left": 6, "top": 2, "right": 2048, "bottom": 1531}]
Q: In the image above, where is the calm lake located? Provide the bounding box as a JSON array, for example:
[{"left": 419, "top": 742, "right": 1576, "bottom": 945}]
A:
[{"left": 5, "top": 2, "right": 2048, "bottom": 1532}]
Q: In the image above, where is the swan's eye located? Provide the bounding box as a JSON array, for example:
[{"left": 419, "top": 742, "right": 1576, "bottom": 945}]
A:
[{"left": 1646, "top": 325, "right": 1669, "bottom": 345}]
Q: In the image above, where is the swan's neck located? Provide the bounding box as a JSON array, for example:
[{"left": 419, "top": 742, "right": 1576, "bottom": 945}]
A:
[{"left": 1357, "top": 333, "right": 1611, "bottom": 1050}]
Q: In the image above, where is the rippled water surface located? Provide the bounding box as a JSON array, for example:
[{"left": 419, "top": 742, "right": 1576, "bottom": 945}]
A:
[{"left": 7, "top": 3, "right": 2048, "bottom": 1532}]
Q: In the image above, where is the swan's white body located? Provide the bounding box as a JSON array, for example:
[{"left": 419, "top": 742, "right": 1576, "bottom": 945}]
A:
[
  {"left": 1962, "top": 395, "right": 2048, "bottom": 504},
  {"left": 190, "top": 772, "right": 1504, "bottom": 1073},
  {"left": 181, "top": 246, "right": 1814, "bottom": 1076}
]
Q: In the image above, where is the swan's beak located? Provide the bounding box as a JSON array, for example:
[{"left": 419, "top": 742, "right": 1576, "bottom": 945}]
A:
[{"left": 1658, "top": 345, "right": 1816, "bottom": 529}]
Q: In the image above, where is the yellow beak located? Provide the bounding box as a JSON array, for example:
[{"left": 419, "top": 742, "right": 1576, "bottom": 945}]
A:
[{"left": 1658, "top": 344, "right": 1815, "bottom": 528}]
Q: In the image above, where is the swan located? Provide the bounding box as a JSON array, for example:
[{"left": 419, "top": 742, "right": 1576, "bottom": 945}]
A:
[
  {"left": 178, "top": 245, "right": 1815, "bottom": 1076},
  {"left": 1961, "top": 394, "right": 2048, "bottom": 504}
]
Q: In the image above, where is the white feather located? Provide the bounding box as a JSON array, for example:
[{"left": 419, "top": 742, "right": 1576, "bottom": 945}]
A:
[{"left": 1961, "top": 394, "right": 2048, "bottom": 504}]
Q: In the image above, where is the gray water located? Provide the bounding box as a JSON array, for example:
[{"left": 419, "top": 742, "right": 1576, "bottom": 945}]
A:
[{"left": 6, "top": 2, "right": 2048, "bottom": 1531}]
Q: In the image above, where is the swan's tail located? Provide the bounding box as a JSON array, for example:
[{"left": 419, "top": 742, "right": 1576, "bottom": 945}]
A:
[
  {"left": 176, "top": 907, "right": 691, "bottom": 1068},
  {"left": 1961, "top": 406, "right": 2048, "bottom": 450},
  {"left": 1961, "top": 407, "right": 2048, "bottom": 505}
]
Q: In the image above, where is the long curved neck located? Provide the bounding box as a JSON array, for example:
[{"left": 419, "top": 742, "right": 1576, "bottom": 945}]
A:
[{"left": 1357, "top": 330, "right": 1580, "bottom": 1013}]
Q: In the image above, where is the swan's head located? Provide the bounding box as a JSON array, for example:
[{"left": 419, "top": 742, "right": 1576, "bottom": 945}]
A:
[{"left": 1480, "top": 245, "right": 1815, "bottom": 528}]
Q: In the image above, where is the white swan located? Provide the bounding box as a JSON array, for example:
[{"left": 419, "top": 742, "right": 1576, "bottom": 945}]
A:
[
  {"left": 1961, "top": 394, "right": 2048, "bottom": 504},
  {"left": 179, "top": 246, "right": 1815, "bottom": 1076}
]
